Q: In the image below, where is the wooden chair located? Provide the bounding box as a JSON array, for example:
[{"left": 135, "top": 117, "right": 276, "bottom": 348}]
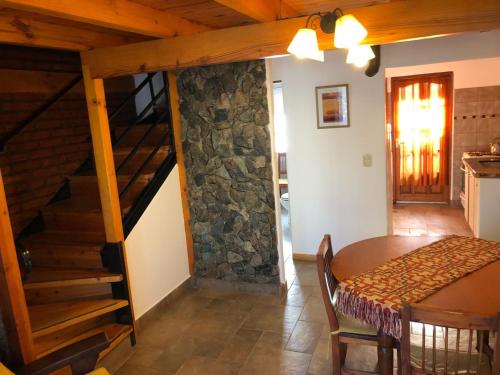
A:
[
  {"left": 316, "top": 234, "right": 400, "bottom": 375},
  {"left": 277, "top": 152, "right": 287, "bottom": 179},
  {"left": 401, "top": 303, "right": 500, "bottom": 375}
]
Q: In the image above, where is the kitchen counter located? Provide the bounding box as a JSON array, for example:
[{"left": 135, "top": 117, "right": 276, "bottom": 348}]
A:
[{"left": 463, "top": 156, "right": 500, "bottom": 178}]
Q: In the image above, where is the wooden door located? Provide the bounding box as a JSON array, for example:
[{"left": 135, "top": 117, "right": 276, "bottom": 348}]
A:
[{"left": 391, "top": 72, "right": 453, "bottom": 203}]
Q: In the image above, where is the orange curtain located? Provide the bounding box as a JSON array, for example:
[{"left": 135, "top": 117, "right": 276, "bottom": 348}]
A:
[{"left": 396, "top": 80, "right": 447, "bottom": 187}]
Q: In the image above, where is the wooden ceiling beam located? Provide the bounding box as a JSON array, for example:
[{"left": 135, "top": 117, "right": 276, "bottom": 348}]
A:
[
  {"left": 81, "top": 0, "right": 500, "bottom": 79},
  {"left": 0, "top": 0, "right": 211, "bottom": 38},
  {"left": 0, "top": 10, "right": 145, "bottom": 51},
  {"left": 213, "top": 0, "right": 299, "bottom": 22}
]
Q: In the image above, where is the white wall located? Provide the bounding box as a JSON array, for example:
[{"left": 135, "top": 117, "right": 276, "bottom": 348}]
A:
[
  {"left": 125, "top": 165, "right": 190, "bottom": 318},
  {"left": 268, "top": 52, "right": 387, "bottom": 253},
  {"left": 267, "top": 30, "right": 500, "bottom": 254},
  {"left": 386, "top": 57, "right": 500, "bottom": 90}
]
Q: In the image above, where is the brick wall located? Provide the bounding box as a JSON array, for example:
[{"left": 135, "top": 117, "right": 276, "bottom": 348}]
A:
[{"left": 0, "top": 64, "right": 135, "bottom": 236}]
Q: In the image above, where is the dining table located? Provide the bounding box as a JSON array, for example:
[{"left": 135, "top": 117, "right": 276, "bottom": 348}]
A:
[{"left": 331, "top": 235, "right": 500, "bottom": 375}]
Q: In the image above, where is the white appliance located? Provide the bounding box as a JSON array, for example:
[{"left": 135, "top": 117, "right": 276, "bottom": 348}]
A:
[{"left": 459, "top": 151, "right": 496, "bottom": 208}]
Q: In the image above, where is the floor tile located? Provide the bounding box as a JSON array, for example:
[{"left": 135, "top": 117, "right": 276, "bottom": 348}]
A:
[
  {"left": 286, "top": 320, "right": 324, "bottom": 354},
  {"left": 307, "top": 338, "right": 332, "bottom": 375},
  {"left": 115, "top": 363, "right": 172, "bottom": 375},
  {"left": 344, "top": 345, "right": 378, "bottom": 372},
  {"left": 242, "top": 304, "right": 303, "bottom": 334},
  {"left": 393, "top": 203, "right": 472, "bottom": 237},
  {"left": 239, "top": 347, "right": 312, "bottom": 375},
  {"left": 175, "top": 356, "right": 240, "bottom": 375},
  {"left": 299, "top": 296, "right": 328, "bottom": 324},
  {"left": 218, "top": 328, "right": 262, "bottom": 364},
  {"left": 254, "top": 331, "right": 291, "bottom": 350}
]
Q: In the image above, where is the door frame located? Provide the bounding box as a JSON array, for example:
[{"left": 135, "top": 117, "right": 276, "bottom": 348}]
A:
[{"left": 390, "top": 71, "right": 454, "bottom": 203}]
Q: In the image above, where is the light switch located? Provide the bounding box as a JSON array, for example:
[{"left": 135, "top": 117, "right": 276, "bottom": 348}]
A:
[{"left": 363, "top": 154, "right": 372, "bottom": 167}]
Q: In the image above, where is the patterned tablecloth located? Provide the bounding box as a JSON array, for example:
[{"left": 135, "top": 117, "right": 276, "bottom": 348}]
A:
[{"left": 336, "top": 236, "right": 500, "bottom": 339}]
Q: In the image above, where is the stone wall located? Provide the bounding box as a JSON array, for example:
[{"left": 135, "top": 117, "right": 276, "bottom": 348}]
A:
[{"left": 177, "top": 60, "right": 279, "bottom": 289}]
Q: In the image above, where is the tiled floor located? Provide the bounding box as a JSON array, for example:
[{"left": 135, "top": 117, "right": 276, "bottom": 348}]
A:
[
  {"left": 115, "top": 261, "right": 381, "bottom": 375},
  {"left": 393, "top": 203, "right": 473, "bottom": 237}
]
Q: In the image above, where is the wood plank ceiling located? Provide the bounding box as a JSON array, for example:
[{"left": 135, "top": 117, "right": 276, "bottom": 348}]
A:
[{"left": 0, "top": 0, "right": 391, "bottom": 50}]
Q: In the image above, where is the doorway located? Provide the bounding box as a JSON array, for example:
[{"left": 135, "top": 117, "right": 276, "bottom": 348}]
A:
[
  {"left": 391, "top": 72, "right": 453, "bottom": 203},
  {"left": 272, "top": 81, "right": 293, "bottom": 283}
]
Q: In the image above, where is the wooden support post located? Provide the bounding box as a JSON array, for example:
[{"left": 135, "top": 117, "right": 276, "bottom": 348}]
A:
[
  {"left": 0, "top": 171, "right": 35, "bottom": 364},
  {"left": 167, "top": 71, "right": 195, "bottom": 275},
  {"left": 81, "top": 61, "right": 137, "bottom": 332}
]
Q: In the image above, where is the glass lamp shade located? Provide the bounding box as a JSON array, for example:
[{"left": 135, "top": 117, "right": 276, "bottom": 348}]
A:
[
  {"left": 346, "top": 44, "right": 375, "bottom": 68},
  {"left": 287, "top": 28, "right": 324, "bottom": 62},
  {"left": 334, "top": 14, "right": 368, "bottom": 48}
]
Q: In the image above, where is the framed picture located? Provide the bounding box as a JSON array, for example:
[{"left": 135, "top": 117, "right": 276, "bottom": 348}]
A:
[{"left": 315, "top": 84, "right": 350, "bottom": 129}]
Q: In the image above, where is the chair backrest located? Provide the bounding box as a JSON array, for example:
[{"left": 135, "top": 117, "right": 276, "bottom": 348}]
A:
[
  {"left": 316, "top": 234, "right": 340, "bottom": 333},
  {"left": 401, "top": 303, "right": 500, "bottom": 375}
]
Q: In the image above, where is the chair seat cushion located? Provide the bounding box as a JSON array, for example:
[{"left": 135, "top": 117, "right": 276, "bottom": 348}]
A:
[
  {"left": 410, "top": 345, "right": 491, "bottom": 375},
  {"left": 337, "top": 312, "right": 378, "bottom": 336}
]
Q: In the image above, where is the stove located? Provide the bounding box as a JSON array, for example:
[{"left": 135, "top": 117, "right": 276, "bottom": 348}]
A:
[
  {"left": 460, "top": 151, "right": 500, "bottom": 207},
  {"left": 462, "top": 151, "right": 498, "bottom": 158}
]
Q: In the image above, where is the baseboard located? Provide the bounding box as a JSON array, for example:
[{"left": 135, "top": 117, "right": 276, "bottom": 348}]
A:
[
  {"left": 136, "top": 276, "right": 192, "bottom": 331},
  {"left": 192, "top": 277, "right": 282, "bottom": 295},
  {"left": 292, "top": 252, "right": 316, "bottom": 262}
]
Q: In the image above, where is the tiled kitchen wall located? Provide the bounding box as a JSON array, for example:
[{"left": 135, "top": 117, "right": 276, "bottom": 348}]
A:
[{"left": 452, "top": 85, "right": 500, "bottom": 201}]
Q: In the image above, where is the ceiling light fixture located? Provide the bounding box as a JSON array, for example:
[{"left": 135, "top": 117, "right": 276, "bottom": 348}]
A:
[
  {"left": 333, "top": 14, "right": 367, "bottom": 49},
  {"left": 287, "top": 8, "right": 373, "bottom": 67},
  {"left": 287, "top": 28, "right": 324, "bottom": 62},
  {"left": 346, "top": 44, "right": 375, "bottom": 68}
]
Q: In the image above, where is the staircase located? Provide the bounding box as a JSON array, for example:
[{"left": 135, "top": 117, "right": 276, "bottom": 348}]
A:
[{"left": 14, "top": 72, "right": 175, "bottom": 361}]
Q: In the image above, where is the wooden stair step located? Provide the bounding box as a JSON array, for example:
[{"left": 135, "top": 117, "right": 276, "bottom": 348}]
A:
[
  {"left": 98, "top": 324, "right": 134, "bottom": 360},
  {"left": 29, "top": 250, "right": 102, "bottom": 269},
  {"left": 69, "top": 174, "right": 151, "bottom": 203},
  {"left": 44, "top": 197, "right": 133, "bottom": 216},
  {"left": 24, "top": 267, "right": 122, "bottom": 289},
  {"left": 113, "top": 145, "right": 170, "bottom": 173},
  {"left": 42, "top": 202, "right": 105, "bottom": 232},
  {"left": 113, "top": 124, "right": 168, "bottom": 138},
  {"left": 29, "top": 299, "right": 129, "bottom": 338},
  {"left": 114, "top": 136, "right": 168, "bottom": 148},
  {"left": 43, "top": 212, "right": 104, "bottom": 232},
  {"left": 113, "top": 145, "right": 170, "bottom": 157},
  {"left": 115, "top": 147, "right": 170, "bottom": 175},
  {"left": 70, "top": 174, "right": 153, "bottom": 184},
  {"left": 77, "top": 169, "right": 156, "bottom": 181},
  {"left": 44, "top": 198, "right": 101, "bottom": 213},
  {"left": 23, "top": 230, "right": 106, "bottom": 245},
  {"left": 24, "top": 240, "right": 103, "bottom": 269},
  {"left": 34, "top": 322, "right": 132, "bottom": 359}
]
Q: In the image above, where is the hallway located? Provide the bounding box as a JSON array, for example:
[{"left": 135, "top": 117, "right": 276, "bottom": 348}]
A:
[{"left": 393, "top": 204, "right": 472, "bottom": 237}]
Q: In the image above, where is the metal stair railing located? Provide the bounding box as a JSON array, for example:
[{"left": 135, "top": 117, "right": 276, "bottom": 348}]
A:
[{"left": 0, "top": 74, "right": 83, "bottom": 151}]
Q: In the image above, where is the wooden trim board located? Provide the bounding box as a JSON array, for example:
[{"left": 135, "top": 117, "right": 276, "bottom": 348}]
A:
[
  {"left": 0, "top": 171, "right": 35, "bottom": 364},
  {"left": 292, "top": 253, "right": 316, "bottom": 262},
  {"left": 82, "top": 62, "right": 137, "bottom": 332},
  {"left": 167, "top": 71, "right": 195, "bottom": 275},
  {"left": 81, "top": 0, "right": 500, "bottom": 78},
  {"left": 1, "top": 0, "right": 211, "bottom": 38}
]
